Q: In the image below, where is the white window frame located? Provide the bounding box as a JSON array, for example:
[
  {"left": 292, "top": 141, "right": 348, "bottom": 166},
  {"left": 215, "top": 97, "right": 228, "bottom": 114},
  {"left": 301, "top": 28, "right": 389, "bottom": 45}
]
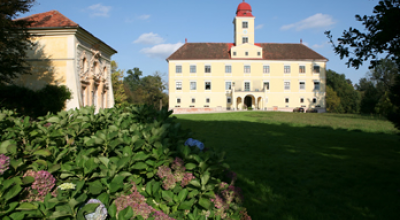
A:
[
  {"left": 244, "top": 65, "right": 251, "bottom": 73},
  {"left": 225, "top": 65, "right": 232, "bottom": 73},
  {"left": 176, "top": 65, "right": 182, "bottom": 73},
  {"left": 244, "top": 81, "right": 251, "bottom": 91},
  {"left": 313, "top": 65, "right": 321, "bottom": 74},
  {"left": 190, "top": 65, "right": 196, "bottom": 73},
  {"left": 284, "top": 65, "right": 291, "bottom": 74},
  {"left": 205, "top": 65, "right": 211, "bottom": 73},
  {"left": 176, "top": 81, "right": 182, "bottom": 90},
  {"left": 299, "top": 81, "right": 306, "bottom": 90},
  {"left": 263, "top": 65, "right": 270, "bottom": 74},
  {"left": 225, "top": 81, "right": 232, "bottom": 90},
  {"left": 284, "top": 81, "right": 290, "bottom": 90},
  {"left": 299, "top": 65, "right": 306, "bottom": 74},
  {"left": 243, "top": 37, "right": 248, "bottom": 44},
  {"left": 314, "top": 81, "right": 320, "bottom": 91},
  {"left": 190, "top": 81, "right": 197, "bottom": 90}
]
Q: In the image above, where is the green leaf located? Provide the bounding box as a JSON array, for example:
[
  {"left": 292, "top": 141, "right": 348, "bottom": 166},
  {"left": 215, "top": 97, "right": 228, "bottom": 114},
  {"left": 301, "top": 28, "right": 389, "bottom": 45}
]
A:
[
  {"left": 178, "top": 199, "right": 194, "bottom": 210},
  {"left": 97, "top": 193, "right": 109, "bottom": 206},
  {"left": 185, "top": 163, "right": 197, "bottom": 170},
  {"left": 88, "top": 180, "right": 103, "bottom": 195},
  {"left": 146, "top": 181, "right": 153, "bottom": 196},
  {"left": 0, "top": 202, "right": 18, "bottom": 216},
  {"left": 162, "top": 190, "right": 174, "bottom": 202},
  {"left": 4, "top": 184, "right": 22, "bottom": 201},
  {"left": 33, "top": 149, "right": 52, "bottom": 157},
  {"left": 47, "top": 116, "right": 60, "bottom": 123},
  {"left": 0, "top": 140, "right": 16, "bottom": 154},
  {"left": 201, "top": 171, "right": 210, "bottom": 185},
  {"left": 48, "top": 163, "right": 61, "bottom": 174},
  {"left": 98, "top": 156, "right": 109, "bottom": 168},
  {"left": 22, "top": 176, "right": 35, "bottom": 185},
  {"left": 199, "top": 197, "right": 211, "bottom": 209},
  {"left": 10, "top": 159, "right": 23, "bottom": 170},
  {"left": 182, "top": 145, "right": 191, "bottom": 157},
  {"left": 77, "top": 203, "right": 100, "bottom": 220},
  {"left": 131, "top": 162, "right": 148, "bottom": 170},
  {"left": 108, "top": 203, "right": 117, "bottom": 218},
  {"left": 188, "top": 190, "right": 199, "bottom": 199},
  {"left": 152, "top": 182, "right": 161, "bottom": 195},
  {"left": 9, "top": 212, "right": 24, "bottom": 220},
  {"left": 132, "top": 152, "right": 149, "bottom": 161},
  {"left": 116, "top": 157, "right": 130, "bottom": 170},
  {"left": 190, "top": 179, "right": 201, "bottom": 188},
  {"left": 177, "top": 189, "right": 188, "bottom": 202},
  {"left": 84, "top": 157, "right": 98, "bottom": 175}
]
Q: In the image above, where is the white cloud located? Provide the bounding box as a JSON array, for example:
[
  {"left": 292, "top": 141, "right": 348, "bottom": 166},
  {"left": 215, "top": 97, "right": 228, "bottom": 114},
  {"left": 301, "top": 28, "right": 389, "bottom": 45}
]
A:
[
  {"left": 88, "top": 3, "right": 111, "bottom": 17},
  {"left": 134, "top": 32, "right": 165, "bottom": 45},
  {"left": 312, "top": 41, "right": 330, "bottom": 49},
  {"left": 302, "top": 42, "right": 309, "bottom": 47},
  {"left": 280, "top": 13, "right": 335, "bottom": 31},
  {"left": 255, "top": 24, "right": 264, "bottom": 30},
  {"left": 138, "top": 14, "right": 151, "bottom": 20},
  {"left": 141, "top": 42, "right": 184, "bottom": 59}
]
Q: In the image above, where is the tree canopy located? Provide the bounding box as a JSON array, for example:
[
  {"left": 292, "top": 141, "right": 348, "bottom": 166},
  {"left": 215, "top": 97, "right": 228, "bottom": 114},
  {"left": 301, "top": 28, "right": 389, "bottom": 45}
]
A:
[{"left": 0, "top": 0, "right": 36, "bottom": 84}]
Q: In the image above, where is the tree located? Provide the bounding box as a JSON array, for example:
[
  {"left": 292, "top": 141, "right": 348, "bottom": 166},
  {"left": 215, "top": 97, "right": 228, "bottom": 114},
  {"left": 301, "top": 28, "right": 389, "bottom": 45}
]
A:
[
  {"left": 0, "top": 0, "right": 36, "bottom": 84},
  {"left": 111, "top": 61, "right": 128, "bottom": 107},
  {"left": 326, "top": 0, "right": 400, "bottom": 130},
  {"left": 326, "top": 69, "right": 361, "bottom": 113},
  {"left": 325, "top": 85, "right": 341, "bottom": 113}
]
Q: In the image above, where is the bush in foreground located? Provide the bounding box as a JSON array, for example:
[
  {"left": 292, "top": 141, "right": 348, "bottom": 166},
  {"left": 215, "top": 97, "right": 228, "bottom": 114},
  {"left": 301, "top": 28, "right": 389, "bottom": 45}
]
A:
[{"left": 0, "top": 105, "right": 250, "bottom": 219}]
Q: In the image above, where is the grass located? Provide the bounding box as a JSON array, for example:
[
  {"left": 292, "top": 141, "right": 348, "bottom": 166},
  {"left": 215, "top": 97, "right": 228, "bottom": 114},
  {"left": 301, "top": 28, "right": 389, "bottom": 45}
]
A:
[{"left": 174, "top": 112, "right": 400, "bottom": 220}]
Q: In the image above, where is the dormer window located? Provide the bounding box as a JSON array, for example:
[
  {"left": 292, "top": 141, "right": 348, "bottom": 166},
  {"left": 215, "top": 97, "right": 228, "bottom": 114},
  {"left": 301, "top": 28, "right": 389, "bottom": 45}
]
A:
[{"left": 242, "top": 21, "right": 248, "bottom": 28}]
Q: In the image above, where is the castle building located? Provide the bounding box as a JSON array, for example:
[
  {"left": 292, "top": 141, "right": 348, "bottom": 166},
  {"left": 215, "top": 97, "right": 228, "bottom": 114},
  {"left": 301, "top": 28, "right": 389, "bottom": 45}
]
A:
[
  {"left": 167, "top": 1, "right": 328, "bottom": 113},
  {"left": 14, "top": 10, "right": 117, "bottom": 111}
]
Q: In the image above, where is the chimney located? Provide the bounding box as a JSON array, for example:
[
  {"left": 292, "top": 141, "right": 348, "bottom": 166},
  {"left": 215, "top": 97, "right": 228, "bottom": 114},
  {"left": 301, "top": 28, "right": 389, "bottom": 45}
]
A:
[
  {"left": 300, "top": 39, "right": 303, "bottom": 44},
  {"left": 185, "top": 38, "right": 187, "bottom": 44}
]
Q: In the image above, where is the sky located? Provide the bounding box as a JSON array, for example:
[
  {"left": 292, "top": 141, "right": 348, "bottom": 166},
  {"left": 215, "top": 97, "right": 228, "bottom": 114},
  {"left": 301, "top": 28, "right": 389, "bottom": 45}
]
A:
[{"left": 18, "top": 0, "right": 381, "bottom": 85}]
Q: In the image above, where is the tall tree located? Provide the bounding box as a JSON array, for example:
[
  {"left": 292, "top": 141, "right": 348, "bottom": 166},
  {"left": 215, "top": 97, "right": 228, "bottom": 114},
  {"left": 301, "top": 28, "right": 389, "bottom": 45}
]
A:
[
  {"left": 111, "top": 61, "right": 128, "bottom": 107},
  {"left": 0, "top": 0, "right": 36, "bottom": 84},
  {"left": 325, "top": 85, "right": 341, "bottom": 113},
  {"left": 325, "top": 0, "right": 400, "bottom": 129}
]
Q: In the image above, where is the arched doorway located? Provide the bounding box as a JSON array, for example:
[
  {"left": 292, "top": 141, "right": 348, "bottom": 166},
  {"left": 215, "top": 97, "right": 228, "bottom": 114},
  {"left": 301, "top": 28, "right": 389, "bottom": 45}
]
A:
[{"left": 244, "top": 96, "right": 252, "bottom": 108}]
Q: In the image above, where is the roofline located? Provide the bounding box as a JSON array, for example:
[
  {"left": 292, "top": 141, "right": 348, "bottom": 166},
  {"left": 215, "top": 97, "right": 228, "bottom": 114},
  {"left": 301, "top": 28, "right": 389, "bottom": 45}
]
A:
[
  {"left": 26, "top": 26, "right": 117, "bottom": 53},
  {"left": 167, "top": 58, "right": 329, "bottom": 62}
]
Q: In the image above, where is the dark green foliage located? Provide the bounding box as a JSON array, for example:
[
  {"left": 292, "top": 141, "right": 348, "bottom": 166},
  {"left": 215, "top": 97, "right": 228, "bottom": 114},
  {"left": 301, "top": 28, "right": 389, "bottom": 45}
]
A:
[
  {"left": 0, "top": 0, "right": 36, "bottom": 84},
  {"left": 326, "top": 70, "right": 361, "bottom": 113},
  {"left": 388, "top": 74, "right": 400, "bottom": 130},
  {"left": 0, "top": 105, "right": 248, "bottom": 219},
  {"left": 0, "top": 84, "right": 71, "bottom": 118}
]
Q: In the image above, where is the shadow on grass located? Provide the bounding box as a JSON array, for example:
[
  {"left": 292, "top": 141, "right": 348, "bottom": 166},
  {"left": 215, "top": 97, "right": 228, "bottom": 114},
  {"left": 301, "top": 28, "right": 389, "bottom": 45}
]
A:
[{"left": 176, "top": 118, "right": 400, "bottom": 220}]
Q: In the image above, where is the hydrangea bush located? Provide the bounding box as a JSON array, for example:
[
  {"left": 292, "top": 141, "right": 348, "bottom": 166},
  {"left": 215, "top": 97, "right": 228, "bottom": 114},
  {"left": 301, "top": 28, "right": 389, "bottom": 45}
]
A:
[{"left": 0, "top": 105, "right": 251, "bottom": 219}]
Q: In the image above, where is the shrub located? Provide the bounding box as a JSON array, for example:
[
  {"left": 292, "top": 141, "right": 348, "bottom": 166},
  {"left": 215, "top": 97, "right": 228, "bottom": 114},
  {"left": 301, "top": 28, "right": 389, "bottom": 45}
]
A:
[
  {"left": 0, "top": 105, "right": 250, "bottom": 219},
  {"left": 0, "top": 84, "right": 71, "bottom": 118}
]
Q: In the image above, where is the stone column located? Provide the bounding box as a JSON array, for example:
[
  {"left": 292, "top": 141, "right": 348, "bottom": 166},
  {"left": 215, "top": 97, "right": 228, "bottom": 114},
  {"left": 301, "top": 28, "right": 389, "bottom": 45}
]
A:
[{"left": 232, "top": 82, "right": 236, "bottom": 110}]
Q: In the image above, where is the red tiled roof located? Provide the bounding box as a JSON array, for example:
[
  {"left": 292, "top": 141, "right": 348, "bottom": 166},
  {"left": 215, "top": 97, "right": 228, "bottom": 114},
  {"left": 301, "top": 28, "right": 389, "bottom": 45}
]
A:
[
  {"left": 15, "top": 10, "right": 78, "bottom": 28},
  {"left": 167, "top": 43, "right": 328, "bottom": 61}
]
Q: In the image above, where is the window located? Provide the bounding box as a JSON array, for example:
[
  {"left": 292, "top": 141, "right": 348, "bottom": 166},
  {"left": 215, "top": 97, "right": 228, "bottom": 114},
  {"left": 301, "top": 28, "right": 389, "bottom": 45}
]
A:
[
  {"left": 242, "top": 21, "right": 248, "bottom": 28},
  {"left": 225, "top": 82, "right": 232, "bottom": 90},
  {"left": 264, "top": 82, "right": 270, "bottom": 90},
  {"left": 299, "top": 82, "right": 305, "bottom": 90},
  {"left": 233, "top": 52, "right": 236, "bottom": 56},
  {"left": 192, "top": 98, "right": 196, "bottom": 103},
  {"left": 206, "top": 98, "right": 210, "bottom": 103},
  {"left": 190, "top": 82, "right": 196, "bottom": 90},
  {"left": 299, "top": 66, "right": 306, "bottom": 73},
  {"left": 227, "top": 97, "right": 232, "bottom": 103},
  {"left": 205, "top": 82, "right": 211, "bottom": 90},
  {"left": 176, "top": 65, "right": 182, "bottom": 73},
  {"left": 190, "top": 105, "right": 195, "bottom": 108},
  {"left": 177, "top": 98, "right": 181, "bottom": 104},
  {"left": 263, "top": 65, "right": 270, "bottom": 74},
  {"left": 225, "top": 65, "right": 231, "bottom": 73},
  {"left": 284, "top": 82, "right": 290, "bottom": 90},
  {"left": 176, "top": 82, "right": 182, "bottom": 90},
  {"left": 244, "top": 65, "right": 251, "bottom": 73},
  {"left": 204, "top": 105, "right": 209, "bottom": 108},
  {"left": 190, "top": 65, "right": 196, "bottom": 73},
  {"left": 285, "top": 98, "right": 289, "bottom": 103},
  {"left": 205, "top": 65, "right": 211, "bottom": 73},
  {"left": 300, "top": 98, "right": 304, "bottom": 103},
  {"left": 313, "top": 66, "right": 320, "bottom": 73},
  {"left": 284, "top": 65, "right": 291, "bottom": 74},
  {"left": 314, "top": 82, "right": 320, "bottom": 90},
  {"left": 243, "top": 37, "right": 248, "bottom": 44},
  {"left": 245, "top": 82, "right": 250, "bottom": 91},
  {"left": 257, "top": 52, "right": 261, "bottom": 56},
  {"left": 313, "top": 98, "right": 317, "bottom": 103},
  {"left": 245, "top": 51, "right": 248, "bottom": 56}
]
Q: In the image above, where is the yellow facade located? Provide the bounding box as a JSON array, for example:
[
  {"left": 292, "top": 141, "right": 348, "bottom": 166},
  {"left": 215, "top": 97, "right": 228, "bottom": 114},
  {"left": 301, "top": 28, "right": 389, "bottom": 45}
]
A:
[{"left": 168, "top": 2, "right": 327, "bottom": 113}]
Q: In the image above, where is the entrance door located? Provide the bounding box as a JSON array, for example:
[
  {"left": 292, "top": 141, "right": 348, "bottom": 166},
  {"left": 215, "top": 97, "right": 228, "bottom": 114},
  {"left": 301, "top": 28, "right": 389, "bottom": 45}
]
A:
[{"left": 244, "top": 96, "right": 252, "bottom": 108}]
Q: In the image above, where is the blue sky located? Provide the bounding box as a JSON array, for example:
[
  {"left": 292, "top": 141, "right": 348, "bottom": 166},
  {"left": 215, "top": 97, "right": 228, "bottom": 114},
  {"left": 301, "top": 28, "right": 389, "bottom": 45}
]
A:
[{"left": 19, "top": 0, "right": 380, "bottom": 84}]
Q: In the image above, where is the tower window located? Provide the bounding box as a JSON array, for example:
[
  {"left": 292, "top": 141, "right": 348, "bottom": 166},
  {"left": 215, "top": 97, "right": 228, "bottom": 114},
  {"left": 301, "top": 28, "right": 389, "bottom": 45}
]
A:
[
  {"left": 257, "top": 52, "right": 261, "bottom": 56},
  {"left": 242, "top": 37, "right": 248, "bottom": 44},
  {"left": 242, "top": 21, "right": 248, "bottom": 28},
  {"left": 233, "top": 52, "right": 236, "bottom": 56}
]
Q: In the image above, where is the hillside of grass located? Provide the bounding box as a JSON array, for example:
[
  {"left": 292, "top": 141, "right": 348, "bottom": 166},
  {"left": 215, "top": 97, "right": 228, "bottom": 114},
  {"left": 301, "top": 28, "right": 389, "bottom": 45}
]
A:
[{"left": 175, "top": 112, "right": 400, "bottom": 220}]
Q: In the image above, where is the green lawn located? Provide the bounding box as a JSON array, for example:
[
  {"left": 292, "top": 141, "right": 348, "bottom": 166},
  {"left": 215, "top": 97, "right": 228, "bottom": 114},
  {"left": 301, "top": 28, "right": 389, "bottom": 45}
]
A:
[{"left": 174, "top": 112, "right": 400, "bottom": 220}]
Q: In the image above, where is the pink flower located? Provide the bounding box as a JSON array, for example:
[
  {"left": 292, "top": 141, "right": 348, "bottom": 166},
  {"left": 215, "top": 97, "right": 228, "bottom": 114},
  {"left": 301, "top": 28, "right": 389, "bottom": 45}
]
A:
[
  {"left": 22, "top": 170, "right": 56, "bottom": 202},
  {"left": 171, "top": 157, "right": 185, "bottom": 171},
  {"left": 180, "top": 173, "right": 195, "bottom": 187},
  {"left": 157, "top": 165, "right": 172, "bottom": 179},
  {"left": 162, "top": 174, "right": 176, "bottom": 190},
  {"left": 0, "top": 154, "right": 10, "bottom": 175}
]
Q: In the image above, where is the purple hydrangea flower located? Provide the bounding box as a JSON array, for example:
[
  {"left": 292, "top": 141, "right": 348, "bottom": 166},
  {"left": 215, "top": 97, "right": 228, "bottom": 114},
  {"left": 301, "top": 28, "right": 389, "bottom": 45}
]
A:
[
  {"left": 22, "top": 170, "right": 56, "bottom": 202},
  {"left": 157, "top": 165, "right": 172, "bottom": 179},
  {"left": 171, "top": 157, "right": 185, "bottom": 171},
  {"left": 114, "top": 184, "right": 154, "bottom": 219},
  {"left": 0, "top": 154, "right": 10, "bottom": 175},
  {"left": 180, "top": 173, "right": 195, "bottom": 187},
  {"left": 85, "top": 199, "right": 108, "bottom": 220},
  {"left": 162, "top": 174, "right": 177, "bottom": 190}
]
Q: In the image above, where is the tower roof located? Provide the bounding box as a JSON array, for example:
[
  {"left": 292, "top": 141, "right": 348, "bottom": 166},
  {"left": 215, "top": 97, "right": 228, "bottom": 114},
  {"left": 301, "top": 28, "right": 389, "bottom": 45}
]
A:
[{"left": 236, "top": 1, "right": 253, "bottom": 17}]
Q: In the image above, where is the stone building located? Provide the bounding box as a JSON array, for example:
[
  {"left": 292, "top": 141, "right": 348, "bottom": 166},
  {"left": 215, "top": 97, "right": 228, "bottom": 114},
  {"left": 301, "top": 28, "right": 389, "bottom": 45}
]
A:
[
  {"left": 167, "top": 1, "right": 328, "bottom": 113},
  {"left": 14, "top": 10, "right": 117, "bottom": 111}
]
